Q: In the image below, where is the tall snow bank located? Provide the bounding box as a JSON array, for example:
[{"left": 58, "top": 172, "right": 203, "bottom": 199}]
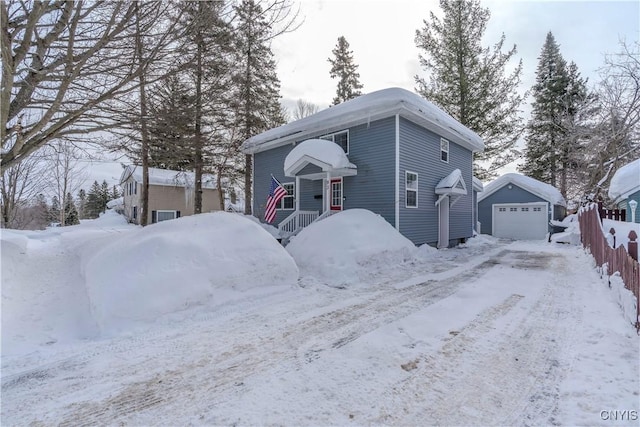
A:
[
  {"left": 83, "top": 212, "right": 298, "bottom": 334},
  {"left": 286, "top": 209, "right": 415, "bottom": 287}
]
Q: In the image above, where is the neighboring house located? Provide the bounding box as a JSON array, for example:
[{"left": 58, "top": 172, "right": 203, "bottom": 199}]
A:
[
  {"left": 608, "top": 158, "right": 640, "bottom": 223},
  {"left": 120, "top": 165, "right": 223, "bottom": 225},
  {"left": 241, "top": 87, "right": 485, "bottom": 248},
  {"left": 477, "top": 173, "right": 566, "bottom": 240}
]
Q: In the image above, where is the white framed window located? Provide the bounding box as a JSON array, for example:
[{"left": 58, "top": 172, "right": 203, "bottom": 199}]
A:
[
  {"left": 522, "top": 207, "right": 529, "bottom": 212},
  {"left": 533, "top": 207, "right": 542, "bottom": 212},
  {"left": 157, "top": 210, "right": 177, "bottom": 222},
  {"left": 277, "top": 182, "right": 295, "bottom": 210},
  {"left": 440, "top": 138, "right": 449, "bottom": 163},
  {"left": 405, "top": 171, "right": 418, "bottom": 208},
  {"left": 498, "top": 207, "right": 506, "bottom": 212},
  {"left": 320, "top": 130, "right": 349, "bottom": 154},
  {"left": 510, "top": 207, "right": 517, "bottom": 212}
]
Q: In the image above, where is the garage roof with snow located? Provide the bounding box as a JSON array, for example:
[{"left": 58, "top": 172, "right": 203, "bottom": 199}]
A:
[
  {"left": 608, "top": 158, "right": 640, "bottom": 203},
  {"left": 478, "top": 173, "right": 566, "bottom": 207},
  {"left": 241, "top": 88, "right": 484, "bottom": 155},
  {"left": 120, "top": 165, "right": 218, "bottom": 189}
]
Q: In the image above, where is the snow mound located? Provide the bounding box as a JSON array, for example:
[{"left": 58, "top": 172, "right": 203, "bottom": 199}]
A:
[
  {"left": 83, "top": 212, "right": 298, "bottom": 334},
  {"left": 286, "top": 209, "right": 416, "bottom": 287}
]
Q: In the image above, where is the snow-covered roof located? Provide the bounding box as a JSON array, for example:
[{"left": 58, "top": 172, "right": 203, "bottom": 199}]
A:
[
  {"left": 284, "top": 139, "right": 357, "bottom": 177},
  {"left": 242, "top": 88, "right": 484, "bottom": 155},
  {"left": 478, "top": 173, "right": 566, "bottom": 207},
  {"left": 106, "top": 197, "right": 124, "bottom": 209},
  {"left": 120, "top": 165, "right": 218, "bottom": 190},
  {"left": 435, "top": 169, "right": 467, "bottom": 195},
  {"left": 472, "top": 176, "right": 483, "bottom": 192},
  {"left": 608, "top": 158, "right": 640, "bottom": 203}
]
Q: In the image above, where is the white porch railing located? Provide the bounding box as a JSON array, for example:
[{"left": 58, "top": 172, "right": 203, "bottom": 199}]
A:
[
  {"left": 315, "top": 209, "right": 338, "bottom": 223},
  {"left": 278, "top": 210, "right": 319, "bottom": 235}
]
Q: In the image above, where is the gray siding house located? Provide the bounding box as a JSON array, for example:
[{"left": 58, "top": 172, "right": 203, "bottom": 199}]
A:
[
  {"left": 608, "top": 158, "right": 640, "bottom": 223},
  {"left": 241, "top": 88, "right": 484, "bottom": 248},
  {"left": 478, "top": 173, "right": 566, "bottom": 240}
]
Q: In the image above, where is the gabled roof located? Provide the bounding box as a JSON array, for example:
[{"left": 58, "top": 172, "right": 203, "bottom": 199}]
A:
[
  {"left": 608, "top": 158, "right": 640, "bottom": 204},
  {"left": 241, "top": 88, "right": 484, "bottom": 155},
  {"left": 435, "top": 169, "right": 467, "bottom": 195},
  {"left": 478, "top": 173, "right": 566, "bottom": 207},
  {"left": 284, "top": 139, "right": 357, "bottom": 178},
  {"left": 119, "top": 165, "right": 218, "bottom": 190}
]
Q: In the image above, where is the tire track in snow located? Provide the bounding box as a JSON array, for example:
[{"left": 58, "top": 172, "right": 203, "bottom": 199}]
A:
[
  {"left": 372, "top": 252, "right": 581, "bottom": 426},
  {"left": 51, "top": 248, "right": 513, "bottom": 426}
]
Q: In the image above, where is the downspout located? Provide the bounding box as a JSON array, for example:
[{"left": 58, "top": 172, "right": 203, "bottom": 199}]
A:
[{"left": 395, "top": 114, "right": 400, "bottom": 230}]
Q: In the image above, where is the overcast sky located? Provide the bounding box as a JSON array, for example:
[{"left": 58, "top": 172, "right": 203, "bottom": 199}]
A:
[
  {"left": 89, "top": 0, "right": 639, "bottom": 186},
  {"left": 274, "top": 0, "right": 639, "bottom": 110}
]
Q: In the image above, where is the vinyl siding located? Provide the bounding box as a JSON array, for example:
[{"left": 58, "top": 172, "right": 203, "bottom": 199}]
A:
[
  {"left": 398, "top": 117, "right": 474, "bottom": 246},
  {"left": 253, "top": 144, "right": 294, "bottom": 224},
  {"left": 617, "top": 190, "right": 640, "bottom": 223},
  {"left": 478, "top": 184, "right": 560, "bottom": 235},
  {"left": 253, "top": 118, "right": 396, "bottom": 226}
]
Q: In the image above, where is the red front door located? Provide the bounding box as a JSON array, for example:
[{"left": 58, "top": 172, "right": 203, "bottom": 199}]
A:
[{"left": 330, "top": 178, "right": 343, "bottom": 211}]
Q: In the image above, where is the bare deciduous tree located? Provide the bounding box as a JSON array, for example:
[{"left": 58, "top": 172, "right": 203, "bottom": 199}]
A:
[
  {"left": 1, "top": 154, "right": 44, "bottom": 228},
  {"left": 1, "top": 1, "right": 142, "bottom": 173},
  {"left": 45, "top": 141, "right": 87, "bottom": 226},
  {"left": 292, "top": 99, "right": 320, "bottom": 121}
]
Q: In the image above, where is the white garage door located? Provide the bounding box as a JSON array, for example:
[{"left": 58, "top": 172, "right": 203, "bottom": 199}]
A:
[{"left": 493, "top": 203, "right": 548, "bottom": 240}]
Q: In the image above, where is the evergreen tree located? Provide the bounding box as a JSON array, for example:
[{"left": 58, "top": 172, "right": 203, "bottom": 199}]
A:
[
  {"left": 77, "top": 189, "right": 86, "bottom": 219},
  {"left": 233, "top": 0, "right": 287, "bottom": 214},
  {"left": 147, "top": 74, "right": 196, "bottom": 171},
  {"left": 85, "top": 181, "right": 104, "bottom": 219},
  {"left": 49, "top": 196, "right": 60, "bottom": 224},
  {"left": 111, "top": 185, "right": 121, "bottom": 200},
  {"left": 34, "top": 193, "right": 49, "bottom": 226},
  {"left": 415, "top": 0, "right": 524, "bottom": 179},
  {"left": 64, "top": 193, "right": 80, "bottom": 226},
  {"left": 328, "top": 36, "right": 363, "bottom": 105},
  {"left": 520, "top": 32, "right": 591, "bottom": 200}
]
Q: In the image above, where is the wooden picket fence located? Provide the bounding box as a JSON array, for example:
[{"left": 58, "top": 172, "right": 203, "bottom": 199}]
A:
[{"left": 579, "top": 204, "right": 639, "bottom": 330}]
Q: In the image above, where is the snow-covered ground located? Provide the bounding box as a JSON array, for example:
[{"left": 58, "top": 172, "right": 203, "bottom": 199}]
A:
[{"left": 1, "top": 210, "right": 638, "bottom": 426}]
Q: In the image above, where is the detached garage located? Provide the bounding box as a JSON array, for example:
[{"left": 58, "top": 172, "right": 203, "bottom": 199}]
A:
[{"left": 478, "top": 173, "right": 566, "bottom": 240}]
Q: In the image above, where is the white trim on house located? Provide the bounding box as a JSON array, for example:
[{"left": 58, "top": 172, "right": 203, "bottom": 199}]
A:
[
  {"left": 405, "top": 171, "right": 418, "bottom": 208},
  {"left": 395, "top": 114, "right": 400, "bottom": 230},
  {"left": 241, "top": 88, "right": 484, "bottom": 155}
]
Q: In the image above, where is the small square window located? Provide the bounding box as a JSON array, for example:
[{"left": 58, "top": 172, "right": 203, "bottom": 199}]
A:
[
  {"left": 510, "top": 207, "right": 517, "bottom": 212},
  {"left": 499, "top": 207, "right": 506, "bottom": 212},
  {"left": 522, "top": 207, "right": 529, "bottom": 212}
]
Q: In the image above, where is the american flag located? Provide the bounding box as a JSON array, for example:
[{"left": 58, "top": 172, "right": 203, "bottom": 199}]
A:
[{"left": 264, "top": 175, "right": 288, "bottom": 223}]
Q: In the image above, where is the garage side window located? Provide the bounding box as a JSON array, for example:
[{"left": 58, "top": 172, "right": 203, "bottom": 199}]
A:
[{"left": 406, "top": 171, "right": 418, "bottom": 208}]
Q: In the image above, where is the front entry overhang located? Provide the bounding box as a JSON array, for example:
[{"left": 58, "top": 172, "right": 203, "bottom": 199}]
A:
[
  {"left": 435, "top": 169, "right": 467, "bottom": 207},
  {"left": 284, "top": 139, "right": 357, "bottom": 179}
]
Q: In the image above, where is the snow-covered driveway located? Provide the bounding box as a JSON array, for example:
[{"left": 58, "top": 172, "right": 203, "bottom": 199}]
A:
[{"left": 2, "top": 241, "right": 638, "bottom": 426}]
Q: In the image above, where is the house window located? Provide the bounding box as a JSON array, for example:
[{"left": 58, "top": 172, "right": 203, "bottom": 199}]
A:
[
  {"left": 157, "top": 210, "right": 177, "bottom": 222},
  {"left": 320, "top": 130, "right": 349, "bottom": 154},
  {"left": 406, "top": 171, "right": 418, "bottom": 208},
  {"left": 522, "top": 207, "right": 529, "bottom": 212},
  {"left": 440, "top": 138, "right": 449, "bottom": 163},
  {"left": 510, "top": 207, "right": 517, "bottom": 212},
  {"left": 533, "top": 207, "right": 542, "bottom": 212},
  {"left": 498, "top": 207, "right": 506, "bottom": 212},
  {"left": 277, "top": 183, "right": 295, "bottom": 210}
]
